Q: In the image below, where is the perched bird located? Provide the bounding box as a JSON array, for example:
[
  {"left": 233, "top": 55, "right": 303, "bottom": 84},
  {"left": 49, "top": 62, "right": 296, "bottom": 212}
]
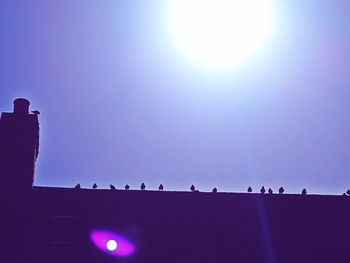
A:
[
  {"left": 279, "top": 187, "right": 285, "bottom": 194},
  {"left": 110, "top": 184, "right": 116, "bottom": 190},
  {"left": 92, "top": 183, "right": 97, "bottom": 189},
  {"left": 74, "top": 183, "right": 81, "bottom": 189},
  {"left": 301, "top": 188, "right": 307, "bottom": 195},
  {"left": 190, "top": 184, "right": 195, "bottom": 192},
  {"left": 346, "top": 189, "right": 350, "bottom": 196},
  {"left": 268, "top": 188, "right": 273, "bottom": 194},
  {"left": 247, "top": 186, "right": 252, "bottom": 193},
  {"left": 260, "top": 186, "right": 266, "bottom": 194},
  {"left": 125, "top": 184, "right": 130, "bottom": 190},
  {"left": 212, "top": 187, "right": 218, "bottom": 193},
  {"left": 31, "top": 110, "right": 40, "bottom": 115},
  {"left": 158, "top": 184, "right": 164, "bottom": 191},
  {"left": 141, "top": 182, "right": 146, "bottom": 191}
]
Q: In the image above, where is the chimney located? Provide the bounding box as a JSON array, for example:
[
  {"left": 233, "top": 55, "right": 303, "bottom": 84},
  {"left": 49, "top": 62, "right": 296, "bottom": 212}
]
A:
[
  {"left": 0, "top": 98, "right": 40, "bottom": 202},
  {"left": 14, "top": 98, "right": 31, "bottom": 115}
]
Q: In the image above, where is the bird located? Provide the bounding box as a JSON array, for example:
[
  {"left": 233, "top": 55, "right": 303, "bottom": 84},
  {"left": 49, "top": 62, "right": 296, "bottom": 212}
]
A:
[
  {"left": 247, "top": 186, "right": 252, "bottom": 193},
  {"left": 125, "top": 184, "right": 130, "bottom": 190},
  {"left": 158, "top": 184, "right": 164, "bottom": 191},
  {"left": 268, "top": 188, "right": 273, "bottom": 194},
  {"left": 141, "top": 182, "right": 146, "bottom": 191},
  {"left": 92, "top": 183, "right": 97, "bottom": 189},
  {"left": 190, "top": 184, "right": 195, "bottom": 192},
  {"left": 212, "top": 187, "right": 217, "bottom": 193},
  {"left": 346, "top": 189, "right": 350, "bottom": 196},
  {"left": 260, "top": 186, "right": 266, "bottom": 194},
  {"left": 301, "top": 188, "right": 307, "bottom": 195},
  {"left": 279, "top": 187, "right": 284, "bottom": 194},
  {"left": 74, "top": 183, "right": 81, "bottom": 189},
  {"left": 31, "top": 110, "right": 40, "bottom": 115},
  {"left": 110, "top": 184, "right": 116, "bottom": 190}
]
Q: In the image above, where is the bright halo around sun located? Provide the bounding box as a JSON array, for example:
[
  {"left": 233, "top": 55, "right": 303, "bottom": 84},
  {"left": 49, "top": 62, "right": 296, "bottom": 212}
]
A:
[{"left": 169, "top": 0, "right": 274, "bottom": 69}]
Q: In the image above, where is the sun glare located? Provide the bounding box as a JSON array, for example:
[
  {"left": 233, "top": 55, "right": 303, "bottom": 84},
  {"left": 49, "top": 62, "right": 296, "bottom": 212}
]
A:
[{"left": 169, "top": 0, "right": 274, "bottom": 69}]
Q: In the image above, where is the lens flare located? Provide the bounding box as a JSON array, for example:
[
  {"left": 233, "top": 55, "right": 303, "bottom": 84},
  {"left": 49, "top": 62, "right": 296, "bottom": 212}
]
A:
[
  {"left": 90, "top": 230, "right": 135, "bottom": 256},
  {"left": 106, "top": 240, "right": 118, "bottom": 251}
]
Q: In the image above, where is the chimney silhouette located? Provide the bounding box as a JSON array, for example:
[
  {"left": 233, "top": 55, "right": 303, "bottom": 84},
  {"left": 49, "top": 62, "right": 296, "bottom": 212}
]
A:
[{"left": 0, "top": 98, "right": 39, "bottom": 201}]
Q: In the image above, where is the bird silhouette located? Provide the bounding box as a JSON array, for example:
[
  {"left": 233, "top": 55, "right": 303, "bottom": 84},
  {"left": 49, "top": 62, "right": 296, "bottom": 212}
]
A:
[
  {"left": 301, "top": 188, "right": 307, "bottom": 195},
  {"left": 110, "top": 184, "right": 116, "bottom": 190},
  {"left": 346, "top": 189, "right": 350, "bottom": 196},
  {"left": 268, "top": 188, "right": 273, "bottom": 194},
  {"left": 141, "top": 183, "right": 146, "bottom": 191},
  {"left": 74, "top": 183, "right": 81, "bottom": 189},
  {"left": 260, "top": 186, "right": 266, "bottom": 194},
  {"left": 190, "top": 184, "right": 195, "bottom": 192},
  {"left": 247, "top": 186, "right": 252, "bottom": 193},
  {"left": 279, "top": 187, "right": 284, "bottom": 194},
  {"left": 158, "top": 184, "right": 164, "bottom": 191},
  {"left": 92, "top": 183, "right": 97, "bottom": 189},
  {"left": 212, "top": 187, "right": 217, "bottom": 193},
  {"left": 125, "top": 184, "right": 130, "bottom": 190},
  {"left": 31, "top": 110, "right": 40, "bottom": 115}
]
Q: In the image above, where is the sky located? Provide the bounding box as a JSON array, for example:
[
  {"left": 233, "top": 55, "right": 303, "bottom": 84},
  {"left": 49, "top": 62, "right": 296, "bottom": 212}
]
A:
[{"left": 1, "top": 0, "right": 350, "bottom": 194}]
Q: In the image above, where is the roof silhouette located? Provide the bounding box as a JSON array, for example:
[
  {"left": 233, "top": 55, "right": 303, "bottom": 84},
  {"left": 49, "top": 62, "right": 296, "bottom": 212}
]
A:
[{"left": 3, "top": 186, "right": 348, "bottom": 263}]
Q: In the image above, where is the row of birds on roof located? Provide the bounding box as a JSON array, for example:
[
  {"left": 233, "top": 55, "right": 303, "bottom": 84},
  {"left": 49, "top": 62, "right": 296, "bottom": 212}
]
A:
[{"left": 73, "top": 183, "right": 350, "bottom": 195}]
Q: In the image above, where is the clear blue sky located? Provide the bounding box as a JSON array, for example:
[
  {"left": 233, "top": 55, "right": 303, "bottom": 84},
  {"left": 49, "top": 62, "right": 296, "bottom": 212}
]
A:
[{"left": 1, "top": 0, "right": 349, "bottom": 194}]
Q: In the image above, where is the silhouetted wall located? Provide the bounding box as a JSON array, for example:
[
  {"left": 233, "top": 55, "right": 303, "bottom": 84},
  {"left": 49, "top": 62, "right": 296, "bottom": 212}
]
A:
[{"left": 2, "top": 187, "right": 347, "bottom": 263}]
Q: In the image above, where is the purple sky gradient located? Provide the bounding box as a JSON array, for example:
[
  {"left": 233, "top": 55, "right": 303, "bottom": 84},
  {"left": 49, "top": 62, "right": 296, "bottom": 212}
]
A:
[{"left": 1, "top": 0, "right": 349, "bottom": 194}]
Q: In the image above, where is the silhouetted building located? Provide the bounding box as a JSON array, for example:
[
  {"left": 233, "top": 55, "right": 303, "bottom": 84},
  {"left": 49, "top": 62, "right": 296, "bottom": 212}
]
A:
[
  {"left": 0, "top": 98, "right": 39, "bottom": 201},
  {"left": 2, "top": 98, "right": 350, "bottom": 263}
]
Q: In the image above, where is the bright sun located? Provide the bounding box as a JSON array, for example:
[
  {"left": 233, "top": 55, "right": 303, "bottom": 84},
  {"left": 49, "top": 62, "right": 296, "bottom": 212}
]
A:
[{"left": 169, "top": 0, "right": 274, "bottom": 69}]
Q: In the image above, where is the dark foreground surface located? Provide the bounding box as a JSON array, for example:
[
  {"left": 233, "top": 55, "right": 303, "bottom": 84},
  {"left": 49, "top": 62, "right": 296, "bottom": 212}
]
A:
[{"left": 1, "top": 187, "right": 350, "bottom": 263}]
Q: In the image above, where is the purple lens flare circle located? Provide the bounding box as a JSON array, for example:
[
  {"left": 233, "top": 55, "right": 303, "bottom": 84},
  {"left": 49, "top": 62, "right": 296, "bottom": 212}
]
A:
[{"left": 90, "top": 229, "right": 136, "bottom": 256}]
